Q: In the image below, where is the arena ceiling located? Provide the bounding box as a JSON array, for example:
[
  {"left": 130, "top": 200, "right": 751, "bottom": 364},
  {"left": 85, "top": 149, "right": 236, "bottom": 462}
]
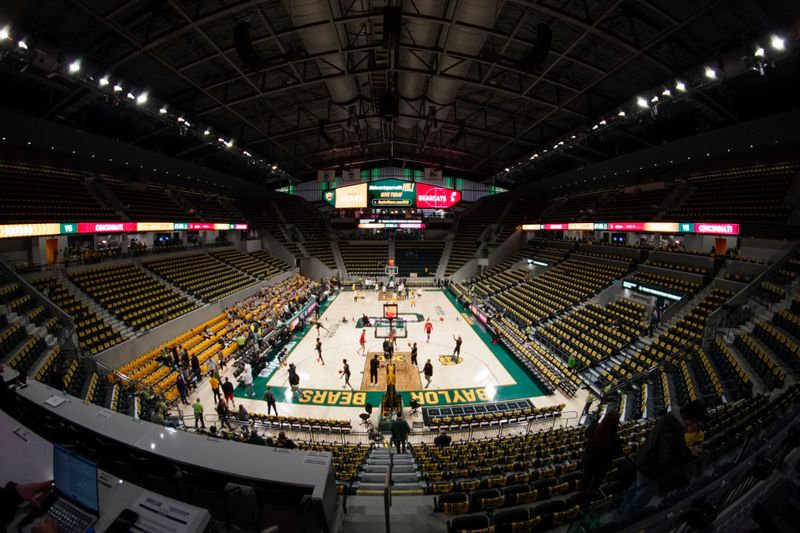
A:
[{"left": 2, "top": 0, "right": 799, "bottom": 186}]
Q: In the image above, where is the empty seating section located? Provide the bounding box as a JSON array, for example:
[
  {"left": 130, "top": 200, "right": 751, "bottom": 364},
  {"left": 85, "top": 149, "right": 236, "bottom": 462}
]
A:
[
  {"left": 602, "top": 289, "right": 733, "bottom": 396},
  {"left": 280, "top": 199, "right": 336, "bottom": 267},
  {"left": 211, "top": 249, "right": 287, "bottom": 280},
  {"left": 491, "top": 259, "right": 627, "bottom": 326},
  {"left": 423, "top": 420, "right": 657, "bottom": 519},
  {"left": 338, "top": 242, "right": 388, "bottom": 276},
  {"left": 753, "top": 321, "right": 800, "bottom": 371},
  {"left": 234, "top": 199, "right": 296, "bottom": 255},
  {"left": 145, "top": 253, "right": 257, "bottom": 301},
  {"left": 494, "top": 198, "right": 551, "bottom": 242},
  {"left": 250, "top": 250, "right": 292, "bottom": 272},
  {"left": 773, "top": 309, "right": 800, "bottom": 342},
  {"left": 537, "top": 299, "right": 647, "bottom": 367},
  {"left": 663, "top": 162, "right": 797, "bottom": 224},
  {"left": 177, "top": 190, "right": 234, "bottom": 220},
  {"left": 493, "top": 317, "right": 579, "bottom": 395},
  {"left": 70, "top": 265, "right": 196, "bottom": 331},
  {"left": 295, "top": 443, "right": 367, "bottom": 491},
  {"left": 734, "top": 333, "right": 785, "bottom": 390},
  {"left": 0, "top": 161, "right": 117, "bottom": 222},
  {"left": 395, "top": 241, "right": 444, "bottom": 277},
  {"left": 104, "top": 179, "right": 191, "bottom": 220},
  {"left": 0, "top": 322, "right": 27, "bottom": 359},
  {"left": 6, "top": 336, "right": 47, "bottom": 375},
  {"left": 631, "top": 270, "right": 702, "bottom": 294},
  {"left": 446, "top": 197, "right": 512, "bottom": 276},
  {"left": 545, "top": 191, "right": 606, "bottom": 222},
  {"left": 424, "top": 402, "right": 560, "bottom": 432},
  {"left": 593, "top": 185, "right": 673, "bottom": 220},
  {"left": 30, "top": 277, "right": 124, "bottom": 354},
  {"left": 646, "top": 260, "right": 710, "bottom": 276},
  {"left": 473, "top": 269, "right": 527, "bottom": 298},
  {"left": 709, "top": 336, "right": 753, "bottom": 400}
]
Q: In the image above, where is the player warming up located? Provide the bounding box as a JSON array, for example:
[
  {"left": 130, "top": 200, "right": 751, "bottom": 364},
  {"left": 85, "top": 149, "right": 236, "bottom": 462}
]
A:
[
  {"left": 369, "top": 354, "right": 380, "bottom": 385},
  {"left": 340, "top": 359, "right": 353, "bottom": 389},
  {"left": 409, "top": 342, "right": 419, "bottom": 366},
  {"left": 423, "top": 359, "right": 434, "bottom": 388},
  {"left": 424, "top": 319, "right": 433, "bottom": 342},
  {"left": 358, "top": 329, "right": 367, "bottom": 356},
  {"left": 315, "top": 337, "right": 325, "bottom": 365},
  {"left": 452, "top": 334, "right": 463, "bottom": 363}
]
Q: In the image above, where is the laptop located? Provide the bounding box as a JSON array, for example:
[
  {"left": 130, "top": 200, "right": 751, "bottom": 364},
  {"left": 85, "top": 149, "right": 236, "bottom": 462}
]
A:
[{"left": 44, "top": 445, "right": 100, "bottom": 533}]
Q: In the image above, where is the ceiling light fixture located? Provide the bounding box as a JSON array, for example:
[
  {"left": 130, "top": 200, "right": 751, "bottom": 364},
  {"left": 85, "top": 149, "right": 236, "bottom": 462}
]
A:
[
  {"left": 636, "top": 96, "right": 648, "bottom": 108},
  {"left": 704, "top": 66, "right": 717, "bottom": 79},
  {"left": 770, "top": 35, "right": 785, "bottom": 51},
  {"left": 68, "top": 59, "right": 81, "bottom": 73}
]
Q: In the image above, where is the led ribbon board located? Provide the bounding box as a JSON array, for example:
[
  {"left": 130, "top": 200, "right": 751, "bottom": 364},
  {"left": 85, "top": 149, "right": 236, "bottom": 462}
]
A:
[
  {"left": 0, "top": 221, "right": 248, "bottom": 239},
  {"left": 521, "top": 221, "right": 739, "bottom": 236}
]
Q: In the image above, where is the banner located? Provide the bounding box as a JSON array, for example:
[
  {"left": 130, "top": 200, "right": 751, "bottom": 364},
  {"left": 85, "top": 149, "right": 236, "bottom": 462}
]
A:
[{"left": 416, "top": 183, "right": 461, "bottom": 209}]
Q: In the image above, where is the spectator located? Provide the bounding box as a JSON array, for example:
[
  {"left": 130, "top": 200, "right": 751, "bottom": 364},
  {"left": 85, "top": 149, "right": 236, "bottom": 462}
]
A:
[
  {"left": 1, "top": 480, "right": 58, "bottom": 533},
  {"left": 236, "top": 404, "right": 249, "bottom": 423},
  {"left": 276, "top": 431, "right": 296, "bottom": 449},
  {"left": 190, "top": 354, "right": 201, "bottom": 382},
  {"left": 619, "top": 400, "right": 707, "bottom": 521},
  {"left": 288, "top": 364, "right": 300, "bottom": 398},
  {"left": 242, "top": 363, "right": 255, "bottom": 397},
  {"left": 248, "top": 430, "right": 266, "bottom": 446},
  {"left": 216, "top": 398, "right": 233, "bottom": 430},
  {"left": 221, "top": 377, "right": 235, "bottom": 408},
  {"left": 390, "top": 414, "right": 411, "bottom": 454},
  {"left": 192, "top": 398, "right": 205, "bottom": 429},
  {"left": 433, "top": 431, "right": 452, "bottom": 448},
  {"left": 582, "top": 409, "right": 622, "bottom": 492},
  {"left": 175, "top": 372, "right": 189, "bottom": 404},
  {"left": 209, "top": 374, "right": 221, "bottom": 403}
]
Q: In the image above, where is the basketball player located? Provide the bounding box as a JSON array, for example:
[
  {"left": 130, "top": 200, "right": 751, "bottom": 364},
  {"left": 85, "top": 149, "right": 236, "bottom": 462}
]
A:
[
  {"left": 409, "top": 342, "right": 418, "bottom": 366},
  {"left": 423, "top": 359, "right": 433, "bottom": 388},
  {"left": 424, "top": 319, "right": 433, "bottom": 343},
  {"left": 452, "top": 334, "right": 463, "bottom": 363},
  {"left": 358, "top": 329, "right": 367, "bottom": 356},
  {"left": 340, "top": 359, "right": 353, "bottom": 389},
  {"left": 383, "top": 338, "right": 393, "bottom": 362},
  {"left": 315, "top": 338, "right": 325, "bottom": 365},
  {"left": 410, "top": 296, "right": 416, "bottom": 307},
  {"left": 369, "top": 354, "right": 380, "bottom": 385},
  {"left": 389, "top": 328, "right": 398, "bottom": 350}
]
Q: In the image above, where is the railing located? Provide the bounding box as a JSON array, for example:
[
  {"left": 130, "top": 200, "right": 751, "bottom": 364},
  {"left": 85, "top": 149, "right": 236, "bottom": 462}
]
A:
[{"left": 383, "top": 454, "right": 393, "bottom": 533}]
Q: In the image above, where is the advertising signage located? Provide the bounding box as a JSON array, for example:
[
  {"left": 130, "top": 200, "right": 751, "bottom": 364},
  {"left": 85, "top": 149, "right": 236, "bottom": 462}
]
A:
[
  {"left": 368, "top": 179, "right": 416, "bottom": 208},
  {"left": 522, "top": 220, "right": 739, "bottom": 236},
  {"left": 0, "top": 221, "right": 249, "bottom": 239},
  {"left": 416, "top": 183, "right": 461, "bottom": 209},
  {"left": 324, "top": 179, "right": 461, "bottom": 209}
]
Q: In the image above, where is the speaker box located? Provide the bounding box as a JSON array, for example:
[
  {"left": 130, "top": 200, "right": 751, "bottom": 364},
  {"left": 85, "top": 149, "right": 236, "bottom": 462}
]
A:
[
  {"left": 520, "top": 23, "right": 552, "bottom": 71},
  {"left": 378, "top": 94, "right": 399, "bottom": 116},
  {"left": 234, "top": 22, "right": 269, "bottom": 70}
]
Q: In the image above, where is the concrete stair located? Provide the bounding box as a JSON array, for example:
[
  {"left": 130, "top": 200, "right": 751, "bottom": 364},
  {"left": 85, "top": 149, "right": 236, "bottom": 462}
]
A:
[
  {"left": 353, "top": 447, "right": 425, "bottom": 493},
  {"left": 61, "top": 276, "right": 133, "bottom": 338}
]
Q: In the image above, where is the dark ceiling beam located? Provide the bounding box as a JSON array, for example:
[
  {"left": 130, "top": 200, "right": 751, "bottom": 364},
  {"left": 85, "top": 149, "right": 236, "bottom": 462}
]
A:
[
  {"left": 192, "top": 41, "right": 585, "bottom": 96},
  {"left": 471, "top": 0, "right": 725, "bottom": 171},
  {"left": 522, "top": 0, "right": 625, "bottom": 97},
  {"left": 196, "top": 65, "right": 585, "bottom": 119},
  {"left": 68, "top": 0, "right": 312, "bottom": 171}
]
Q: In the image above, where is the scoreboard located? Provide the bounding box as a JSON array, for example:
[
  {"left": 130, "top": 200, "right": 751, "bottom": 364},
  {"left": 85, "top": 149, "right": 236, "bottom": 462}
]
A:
[{"left": 324, "top": 178, "right": 461, "bottom": 209}]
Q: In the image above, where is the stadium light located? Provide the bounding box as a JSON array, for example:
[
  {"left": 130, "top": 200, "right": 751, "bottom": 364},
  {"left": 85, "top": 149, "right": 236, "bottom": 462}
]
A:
[
  {"left": 754, "top": 46, "right": 765, "bottom": 57},
  {"left": 675, "top": 80, "right": 686, "bottom": 92},
  {"left": 591, "top": 125, "right": 598, "bottom": 131},
  {"left": 272, "top": 165, "right": 278, "bottom": 170},
  {"left": 650, "top": 96, "right": 659, "bottom": 103},
  {"left": 504, "top": 167, "right": 510, "bottom": 172},
  {"left": 159, "top": 106, "right": 167, "bottom": 114},
  {"left": 98, "top": 75, "right": 109, "bottom": 87},
  {"left": 636, "top": 96, "right": 648, "bottom": 108},
  {"left": 599, "top": 119, "right": 607, "bottom": 125},
  {"left": 203, "top": 128, "right": 210, "bottom": 136},
  {"left": 661, "top": 88, "right": 671, "bottom": 97},
  {"left": 704, "top": 66, "right": 717, "bottom": 79},
  {"left": 112, "top": 83, "right": 123, "bottom": 92},
  {"left": 183, "top": 120, "right": 191, "bottom": 127},
  {"left": 243, "top": 151, "right": 252, "bottom": 157},
  {"left": 17, "top": 40, "right": 27, "bottom": 50},
  {"left": 136, "top": 92, "right": 148, "bottom": 105},
  {"left": 770, "top": 35, "right": 785, "bottom": 51},
  {"left": 0, "top": 26, "right": 10, "bottom": 41},
  {"left": 126, "top": 92, "right": 135, "bottom": 100},
  {"left": 225, "top": 139, "right": 234, "bottom": 148},
  {"left": 68, "top": 59, "right": 81, "bottom": 73},
  {"left": 617, "top": 110, "right": 626, "bottom": 117}
]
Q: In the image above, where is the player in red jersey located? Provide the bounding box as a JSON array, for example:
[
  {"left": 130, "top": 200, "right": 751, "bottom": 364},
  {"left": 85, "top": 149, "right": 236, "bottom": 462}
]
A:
[
  {"left": 424, "top": 319, "right": 433, "bottom": 343},
  {"left": 358, "top": 329, "right": 367, "bottom": 356}
]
